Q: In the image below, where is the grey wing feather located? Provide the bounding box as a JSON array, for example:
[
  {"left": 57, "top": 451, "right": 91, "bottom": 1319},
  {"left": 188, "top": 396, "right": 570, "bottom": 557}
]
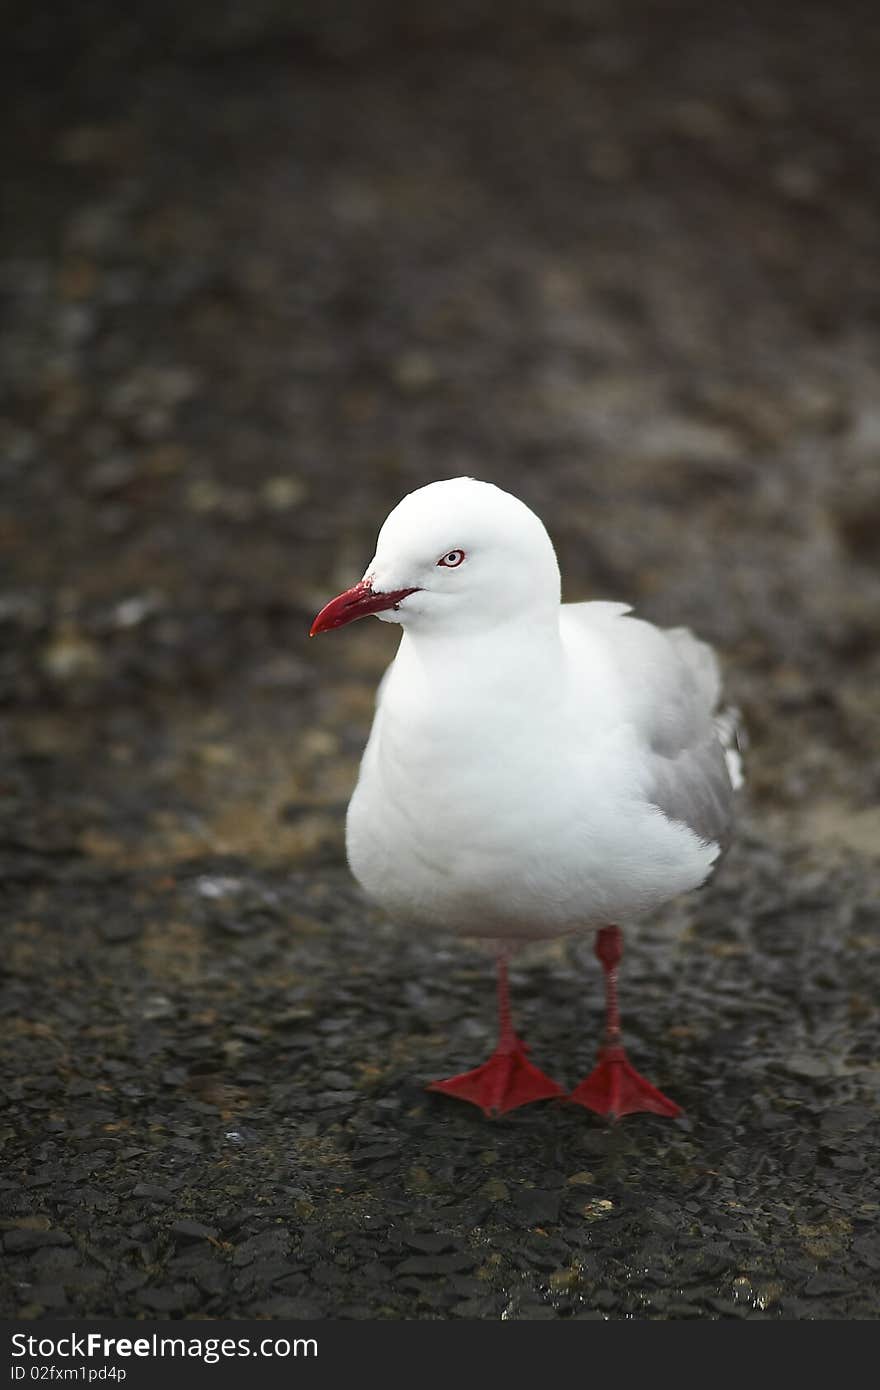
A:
[
  {"left": 567, "top": 603, "right": 743, "bottom": 849},
  {"left": 645, "top": 625, "right": 742, "bottom": 850},
  {"left": 646, "top": 731, "right": 737, "bottom": 850}
]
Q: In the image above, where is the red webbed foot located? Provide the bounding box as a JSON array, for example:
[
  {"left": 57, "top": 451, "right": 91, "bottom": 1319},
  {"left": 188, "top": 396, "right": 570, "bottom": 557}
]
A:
[
  {"left": 568, "top": 1044, "right": 682, "bottom": 1119},
  {"left": 428, "top": 1038, "right": 565, "bottom": 1117}
]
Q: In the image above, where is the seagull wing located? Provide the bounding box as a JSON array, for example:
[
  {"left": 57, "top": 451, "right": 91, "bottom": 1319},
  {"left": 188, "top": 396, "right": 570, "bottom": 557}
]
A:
[{"left": 562, "top": 602, "right": 742, "bottom": 851}]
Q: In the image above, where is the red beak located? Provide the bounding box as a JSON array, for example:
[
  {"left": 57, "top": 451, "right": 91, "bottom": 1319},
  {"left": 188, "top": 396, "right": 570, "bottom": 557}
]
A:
[{"left": 309, "top": 579, "right": 420, "bottom": 636}]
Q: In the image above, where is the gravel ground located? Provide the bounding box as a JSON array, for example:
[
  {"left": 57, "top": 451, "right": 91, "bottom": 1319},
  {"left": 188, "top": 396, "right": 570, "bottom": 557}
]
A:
[{"left": 2, "top": 1, "right": 879, "bottom": 1320}]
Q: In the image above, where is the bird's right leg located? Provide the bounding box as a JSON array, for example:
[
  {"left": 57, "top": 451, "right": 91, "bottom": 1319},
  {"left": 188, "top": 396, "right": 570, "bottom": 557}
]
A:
[
  {"left": 428, "top": 951, "right": 565, "bottom": 1117},
  {"left": 568, "top": 925, "right": 682, "bottom": 1119}
]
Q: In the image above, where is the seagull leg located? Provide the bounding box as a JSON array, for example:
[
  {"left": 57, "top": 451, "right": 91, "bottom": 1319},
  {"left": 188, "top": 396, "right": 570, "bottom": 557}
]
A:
[
  {"left": 428, "top": 952, "right": 565, "bottom": 1116},
  {"left": 568, "top": 926, "right": 682, "bottom": 1120}
]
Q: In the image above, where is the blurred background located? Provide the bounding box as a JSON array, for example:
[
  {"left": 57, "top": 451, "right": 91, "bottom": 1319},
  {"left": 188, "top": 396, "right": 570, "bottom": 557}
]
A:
[{"left": 2, "top": 0, "right": 879, "bottom": 1321}]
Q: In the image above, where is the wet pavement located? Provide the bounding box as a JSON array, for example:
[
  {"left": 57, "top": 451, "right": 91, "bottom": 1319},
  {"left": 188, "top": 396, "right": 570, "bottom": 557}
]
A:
[{"left": 1, "top": 1, "right": 879, "bottom": 1319}]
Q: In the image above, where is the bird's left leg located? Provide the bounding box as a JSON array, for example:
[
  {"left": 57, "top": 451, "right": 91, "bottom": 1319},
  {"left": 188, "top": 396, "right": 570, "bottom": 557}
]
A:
[
  {"left": 428, "top": 951, "right": 565, "bottom": 1117},
  {"left": 568, "top": 925, "right": 682, "bottom": 1120}
]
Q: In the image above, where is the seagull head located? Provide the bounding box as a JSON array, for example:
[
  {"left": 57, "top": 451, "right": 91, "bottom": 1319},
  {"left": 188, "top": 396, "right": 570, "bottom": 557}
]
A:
[{"left": 310, "top": 477, "right": 561, "bottom": 638}]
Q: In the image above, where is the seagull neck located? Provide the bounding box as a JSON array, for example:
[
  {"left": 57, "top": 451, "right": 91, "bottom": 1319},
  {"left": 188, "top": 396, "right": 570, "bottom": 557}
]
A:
[{"left": 398, "top": 611, "right": 564, "bottom": 691}]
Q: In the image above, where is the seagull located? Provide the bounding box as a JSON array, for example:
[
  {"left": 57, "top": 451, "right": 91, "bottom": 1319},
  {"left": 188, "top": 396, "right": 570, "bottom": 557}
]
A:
[{"left": 311, "top": 478, "right": 742, "bottom": 1119}]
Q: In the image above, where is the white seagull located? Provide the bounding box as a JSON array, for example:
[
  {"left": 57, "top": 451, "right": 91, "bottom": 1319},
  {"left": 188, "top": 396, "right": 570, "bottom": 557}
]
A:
[{"left": 311, "top": 478, "right": 741, "bottom": 1119}]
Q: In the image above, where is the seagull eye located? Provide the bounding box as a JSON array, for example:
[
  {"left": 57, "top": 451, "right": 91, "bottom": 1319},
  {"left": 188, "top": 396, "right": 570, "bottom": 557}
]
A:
[{"left": 438, "top": 550, "right": 465, "bottom": 568}]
